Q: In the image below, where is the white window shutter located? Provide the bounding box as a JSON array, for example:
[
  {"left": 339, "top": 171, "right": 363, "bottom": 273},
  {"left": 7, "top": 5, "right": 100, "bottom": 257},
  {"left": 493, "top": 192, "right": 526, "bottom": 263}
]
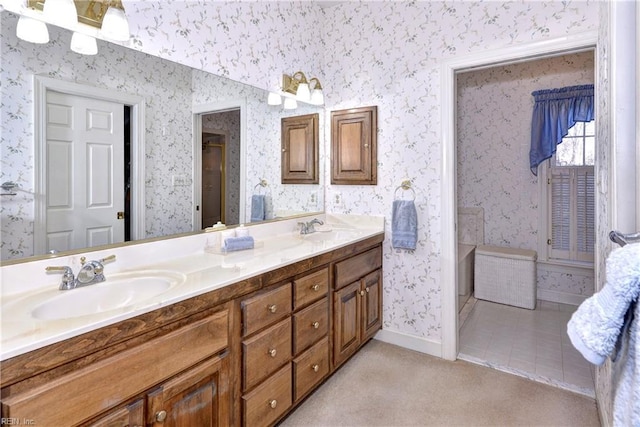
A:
[
  {"left": 575, "top": 168, "right": 595, "bottom": 262},
  {"left": 549, "top": 170, "right": 571, "bottom": 260}
]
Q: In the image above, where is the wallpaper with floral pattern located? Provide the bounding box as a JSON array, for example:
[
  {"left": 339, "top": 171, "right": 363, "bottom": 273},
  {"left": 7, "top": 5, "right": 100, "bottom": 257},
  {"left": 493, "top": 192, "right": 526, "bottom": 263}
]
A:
[{"left": 1, "top": 1, "right": 601, "bottom": 346}]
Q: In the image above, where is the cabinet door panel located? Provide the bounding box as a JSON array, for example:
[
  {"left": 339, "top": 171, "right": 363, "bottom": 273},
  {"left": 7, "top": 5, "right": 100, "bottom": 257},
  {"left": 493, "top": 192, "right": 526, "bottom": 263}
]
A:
[
  {"left": 281, "top": 113, "right": 319, "bottom": 184},
  {"left": 331, "top": 106, "right": 377, "bottom": 185},
  {"left": 147, "top": 355, "right": 227, "bottom": 427},
  {"left": 333, "top": 281, "right": 361, "bottom": 367},
  {"left": 362, "top": 269, "right": 382, "bottom": 341},
  {"left": 1, "top": 311, "right": 228, "bottom": 427},
  {"left": 85, "top": 399, "right": 144, "bottom": 427}
]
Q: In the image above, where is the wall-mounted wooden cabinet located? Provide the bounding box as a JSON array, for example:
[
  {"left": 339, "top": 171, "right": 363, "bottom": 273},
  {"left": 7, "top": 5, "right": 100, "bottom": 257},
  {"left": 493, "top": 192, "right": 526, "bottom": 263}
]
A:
[
  {"left": 281, "top": 113, "right": 319, "bottom": 184},
  {"left": 331, "top": 106, "right": 377, "bottom": 185}
]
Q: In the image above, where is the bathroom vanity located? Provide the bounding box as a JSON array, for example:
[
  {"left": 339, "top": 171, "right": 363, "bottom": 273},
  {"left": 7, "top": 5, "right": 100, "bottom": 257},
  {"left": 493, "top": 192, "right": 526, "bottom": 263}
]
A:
[{"left": 0, "top": 215, "right": 384, "bottom": 426}]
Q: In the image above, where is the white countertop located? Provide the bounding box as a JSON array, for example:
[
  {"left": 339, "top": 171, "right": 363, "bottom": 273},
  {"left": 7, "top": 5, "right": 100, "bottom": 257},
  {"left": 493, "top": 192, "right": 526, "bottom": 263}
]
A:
[{"left": 0, "top": 214, "right": 384, "bottom": 361}]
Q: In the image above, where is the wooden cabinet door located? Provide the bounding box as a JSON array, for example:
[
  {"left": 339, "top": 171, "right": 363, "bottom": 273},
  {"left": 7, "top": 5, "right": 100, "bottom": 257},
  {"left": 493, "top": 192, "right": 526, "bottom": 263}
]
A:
[
  {"left": 333, "top": 281, "right": 361, "bottom": 367},
  {"left": 147, "top": 355, "right": 228, "bottom": 427},
  {"left": 281, "top": 113, "right": 319, "bottom": 184},
  {"left": 85, "top": 399, "right": 144, "bottom": 427},
  {"left": 361, "top": 269, "right": 382, "bottom": 342},
  {"left": 331, "top": 106, "right": 377, "bottom": 185}
]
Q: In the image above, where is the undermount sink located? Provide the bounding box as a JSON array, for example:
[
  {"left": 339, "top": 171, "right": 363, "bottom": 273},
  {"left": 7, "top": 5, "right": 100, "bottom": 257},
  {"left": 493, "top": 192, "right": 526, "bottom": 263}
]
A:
[{"left": 30, "top": 270, "right": 186, "bottom": 320}]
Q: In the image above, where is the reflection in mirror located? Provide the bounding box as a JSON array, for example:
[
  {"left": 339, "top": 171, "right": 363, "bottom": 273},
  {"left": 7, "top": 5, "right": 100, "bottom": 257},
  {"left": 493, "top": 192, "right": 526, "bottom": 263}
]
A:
[{"left": 0, "top": 11, "right": 325, "bottom": 263}]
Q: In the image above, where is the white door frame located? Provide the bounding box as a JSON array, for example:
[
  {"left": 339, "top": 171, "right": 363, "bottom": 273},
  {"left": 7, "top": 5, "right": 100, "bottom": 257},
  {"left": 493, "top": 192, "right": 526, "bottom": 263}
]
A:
[
  {"left": 34, "top": 75, "right": 146, "bottom": 254},
  {"left": 440, "top": 31, "right": 599, "bottom": 361},
  {"left": 192, "top": 99, "right": 247, "bottom": 230}
]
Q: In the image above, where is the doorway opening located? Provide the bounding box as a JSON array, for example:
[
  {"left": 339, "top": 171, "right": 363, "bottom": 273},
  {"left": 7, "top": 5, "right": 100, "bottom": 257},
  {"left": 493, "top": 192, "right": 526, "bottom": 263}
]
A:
[{"left": 194, "top": 107, "right": 242, "bottom": 229}]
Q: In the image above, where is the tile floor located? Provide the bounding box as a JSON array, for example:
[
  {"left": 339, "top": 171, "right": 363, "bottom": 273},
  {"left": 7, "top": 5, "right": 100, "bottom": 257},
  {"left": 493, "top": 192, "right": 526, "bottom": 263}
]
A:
[{"left": 458, "top": 297, "right": 595, "bottom": 397}]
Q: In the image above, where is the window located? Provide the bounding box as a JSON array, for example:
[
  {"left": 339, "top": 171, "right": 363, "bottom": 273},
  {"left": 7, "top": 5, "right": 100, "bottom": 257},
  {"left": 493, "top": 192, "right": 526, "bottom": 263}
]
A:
[{"left": 546, "top": 121, "right": 595, "bottom": 264}]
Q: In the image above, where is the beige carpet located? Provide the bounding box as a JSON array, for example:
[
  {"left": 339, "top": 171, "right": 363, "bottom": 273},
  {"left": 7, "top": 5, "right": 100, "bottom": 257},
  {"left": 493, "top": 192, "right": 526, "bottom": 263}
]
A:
[{"left": 280, "top": 340, "right": 600, "bottom": 427}]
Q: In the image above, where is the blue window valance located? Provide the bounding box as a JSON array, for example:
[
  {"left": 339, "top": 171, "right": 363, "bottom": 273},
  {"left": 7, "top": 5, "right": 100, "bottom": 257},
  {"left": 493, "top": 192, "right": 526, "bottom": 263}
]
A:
[{"left": 529, "top": 84, "right": 594, "bottom": 175}]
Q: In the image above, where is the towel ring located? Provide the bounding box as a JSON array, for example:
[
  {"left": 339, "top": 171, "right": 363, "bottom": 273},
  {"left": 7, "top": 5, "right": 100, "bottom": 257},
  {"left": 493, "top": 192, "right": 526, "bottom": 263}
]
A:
[
  {"left": 254, "top": 179, "right": 268, "bottom": 195},
  {"left": 394, "top": 179, "right": 416, "bottom": 201}
]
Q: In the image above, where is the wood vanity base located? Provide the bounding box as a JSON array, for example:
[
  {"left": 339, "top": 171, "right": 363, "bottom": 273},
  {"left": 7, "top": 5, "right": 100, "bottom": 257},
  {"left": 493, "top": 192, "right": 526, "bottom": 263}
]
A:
[{"left": 1, "top": 234, "right": 383, "bottom": 427}]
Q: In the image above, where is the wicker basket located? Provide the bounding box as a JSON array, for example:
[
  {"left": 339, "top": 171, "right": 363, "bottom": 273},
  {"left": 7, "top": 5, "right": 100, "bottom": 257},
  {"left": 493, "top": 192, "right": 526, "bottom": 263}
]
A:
[{"left": 474, "top": 245, "right": 537, "bottom": 309}]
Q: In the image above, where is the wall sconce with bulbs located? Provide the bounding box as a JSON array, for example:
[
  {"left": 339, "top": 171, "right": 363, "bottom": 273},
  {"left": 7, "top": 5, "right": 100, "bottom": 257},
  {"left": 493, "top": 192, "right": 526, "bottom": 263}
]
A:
[
  {"left": 268, "top": 71, "right": 324, "bottom": 109},
  {"left": 12, "top": 0, "right": 130, "bottom": 55}
]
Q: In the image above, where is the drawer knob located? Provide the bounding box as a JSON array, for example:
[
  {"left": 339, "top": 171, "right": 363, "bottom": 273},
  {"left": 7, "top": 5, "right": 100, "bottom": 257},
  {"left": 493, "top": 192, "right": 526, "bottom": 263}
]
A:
[
  {"left": 155, "top": 410, "right": 167, "bottom": 423},
  {"left": 269, "top": 399, "right": 278, "bottom": 409},
  {"left": 268, "top": 348, "right": 277, "bottom": 357},
  {"left": 267, "top": 304, "right": 277, "bottom": 313},
  {"left": 312, "top": 364, "right": 319, "bottom": 372},
  {"left": 312, "top": 321, "right": 320, "bottom": 329},
  {"left": 312, "top": 284, "right": 320, "bottom": 291}
]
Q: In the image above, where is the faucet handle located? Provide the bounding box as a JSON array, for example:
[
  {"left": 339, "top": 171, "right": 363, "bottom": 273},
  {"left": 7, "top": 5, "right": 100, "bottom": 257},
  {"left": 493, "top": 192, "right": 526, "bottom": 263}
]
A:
[
  {"left": 45, "top": 266, "right": 76, "bottom": 290},
  {"left": 100, "top": 254, "right": 116, "bottom": 264}
]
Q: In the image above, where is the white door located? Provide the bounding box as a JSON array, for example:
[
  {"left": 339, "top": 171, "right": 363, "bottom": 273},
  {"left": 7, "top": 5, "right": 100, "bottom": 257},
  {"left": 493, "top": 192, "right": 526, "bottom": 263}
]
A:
[{"left": 45, "top": 90, "right": 125, "bottom": 252}]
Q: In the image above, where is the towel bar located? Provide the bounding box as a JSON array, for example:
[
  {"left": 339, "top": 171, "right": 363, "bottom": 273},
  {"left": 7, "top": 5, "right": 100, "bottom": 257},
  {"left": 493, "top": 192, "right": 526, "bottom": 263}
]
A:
[{"left": 610, "top": 230, "right": 640, "bottom": 247}]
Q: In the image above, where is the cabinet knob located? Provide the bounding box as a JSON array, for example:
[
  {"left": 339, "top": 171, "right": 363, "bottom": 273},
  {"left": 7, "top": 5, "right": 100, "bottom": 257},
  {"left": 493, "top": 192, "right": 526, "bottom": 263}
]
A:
[
  {"left": 269, "top": 399, "right": 278, "bottom": 409},
  {"left": 267, "top": 304, "right": 277, "bottom": 313},
  {"left": 364, "top": 143, "right": 369, "bottom": 148},
  {"left": 311, "top": 284, "right": 320, "bottom": 291},
  {"left": 268, "top": 348, "right": 277, "bottom": 358},
  {"left": 155, "top": 410, "right": 167, "bottom": 423},
  {"left": 311, "top": 321, "right": 320, "bottom": 329},
  {"left": 366, "top": 287, "right": 370, "bottom": 293},
  {"left": 312, "top": 364, "right": 319, "bottom": 372},
  {"left": 360, "top": 290, "right": 365, "bottom": 296}
]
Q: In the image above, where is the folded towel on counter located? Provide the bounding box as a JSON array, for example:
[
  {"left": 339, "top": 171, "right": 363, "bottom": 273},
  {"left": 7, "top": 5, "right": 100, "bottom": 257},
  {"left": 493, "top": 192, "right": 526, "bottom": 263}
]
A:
[
  {"left": 223, "top": 236, "right": 255, "bottom": 252},
  {"left": 392, "top": 200, "right": 418, "bottom": 250},
  {"left": 251, "top": 194, "right": 266, "bottom": 222},
  {"left": 567, "top": 243, "right": 640, "bottom": 365}
]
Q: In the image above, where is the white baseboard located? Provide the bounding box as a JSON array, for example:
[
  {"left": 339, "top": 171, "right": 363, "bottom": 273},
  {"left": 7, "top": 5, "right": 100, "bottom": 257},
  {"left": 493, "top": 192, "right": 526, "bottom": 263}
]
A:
[
  {"left": 538, "top": 289, "right": 589, "bottom": 306},
  {"left": 374, "top": 328, "right": 442, "bottom": 358}
]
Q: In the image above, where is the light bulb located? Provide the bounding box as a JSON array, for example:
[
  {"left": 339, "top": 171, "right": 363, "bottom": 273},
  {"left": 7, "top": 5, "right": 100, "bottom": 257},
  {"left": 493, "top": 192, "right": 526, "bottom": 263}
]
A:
[
  {"left": 71, "top": 32, "right": 98, "bottom": 55},
  {"left": 43, "top": 0, "right": 78, "bottom": 28},
  {"left": 283, "top": 97, "right": 297, "bottom": 110},
  {"left": 295, "top": 82, "right": 310, "bottom": 101},
  {"left": 267, "top": 92, "right": 282, "bottom": 106},
  {"left": 16, "top": 15, "right": 49, "bottom": 44},
  {"left": 100, "top": 4, "right": 130, "bottom": 42},
  {"left": 310, "top": 88, "right": 324, "bottom": 105}
]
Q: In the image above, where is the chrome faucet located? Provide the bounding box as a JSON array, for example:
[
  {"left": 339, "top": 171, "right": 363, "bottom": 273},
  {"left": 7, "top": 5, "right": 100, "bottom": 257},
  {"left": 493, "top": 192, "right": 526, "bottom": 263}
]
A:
[
  {"left": 46, "top": 255, "right": 116, "bottom": 290},
  {"left": 299, "top": 218, "right": 324, "bottom": 235}
]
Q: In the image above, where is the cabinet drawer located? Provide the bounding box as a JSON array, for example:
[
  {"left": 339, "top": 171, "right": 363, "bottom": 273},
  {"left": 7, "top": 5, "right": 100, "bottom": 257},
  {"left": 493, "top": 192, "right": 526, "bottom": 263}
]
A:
[
  {"left": 1, "top": 310, "right": 229, "bottom": 427},
  {"left": 334, "top": 246, "right": 382, "bottom": 290},
  {"left": 293, "top": 297, "right": 328, "bottom": 354},
  {"left": 242, "top": 283, "right": 292, "bottom": 336},
  {"left": 243, "top": 364, "right": 292, "bottom": 427},
  {"left": 243, "top": 318, "right": 292, "bottom": 392},
  {"left": 293, "top": 268, "right": 328, "bottom": 309},
  {"left": 293, "top": 337, "right": 329, "bottom": 402}
]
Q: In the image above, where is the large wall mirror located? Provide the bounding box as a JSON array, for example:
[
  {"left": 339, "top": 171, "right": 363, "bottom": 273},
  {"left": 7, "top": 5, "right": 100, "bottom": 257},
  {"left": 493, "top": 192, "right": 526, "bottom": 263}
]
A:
[{"left": 1, "top": 11, "right": 325, "bottom": 263}]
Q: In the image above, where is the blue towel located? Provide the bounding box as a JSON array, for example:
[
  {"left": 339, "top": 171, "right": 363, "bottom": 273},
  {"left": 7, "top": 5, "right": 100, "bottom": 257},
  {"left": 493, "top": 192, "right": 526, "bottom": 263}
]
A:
[
  {"left": 223, "top": 236, "right": 255, "bottom": 252},
  {"left": 567, "top": 243, "right": 640, "bottom": 365},
  {"left": 392, "top": 200, "right": 417, "bottom": 250},
  {"left": 251, "top": 194, "right": 265, "bottom": 222}
]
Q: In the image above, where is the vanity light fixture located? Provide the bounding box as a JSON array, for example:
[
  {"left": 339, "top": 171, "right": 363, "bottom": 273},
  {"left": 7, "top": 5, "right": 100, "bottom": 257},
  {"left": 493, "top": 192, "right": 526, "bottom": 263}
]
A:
[
  {"left": 100, "top": 0, "right": 130, "bottom": 42},
  {"left": 16, "top": 14, "right": 49, "bottom": 43},
  {"left": 282, "top": 71, "right": 324, "bottom": 106},
  {"left": 42, "top": 0, "right": 78, "bottom": 27},
  {"left": 70, "top": 31, "right": 98, "bottom": 55},
  {"left": 308, "top": 77, "right": 324, "bottom": 105},
  {"left": 283, "top": 97, "right": 298, "bottom": 110},
  {"left": 267, "top": 92, "right": 282, "bottom": 106}
]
